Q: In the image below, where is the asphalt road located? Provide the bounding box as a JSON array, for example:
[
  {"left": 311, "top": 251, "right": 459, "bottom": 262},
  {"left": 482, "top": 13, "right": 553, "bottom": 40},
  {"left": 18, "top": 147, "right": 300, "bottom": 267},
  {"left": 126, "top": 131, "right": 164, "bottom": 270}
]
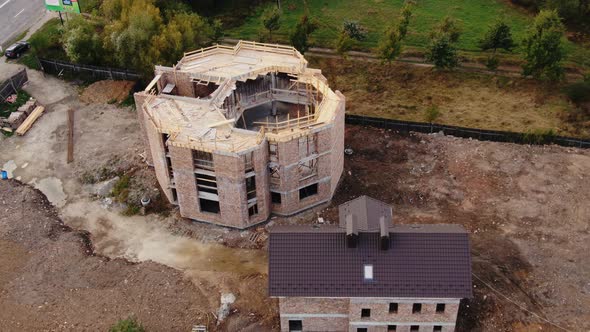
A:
[{"left": 0, "top": 0, "right": 46, "bottom": 50}]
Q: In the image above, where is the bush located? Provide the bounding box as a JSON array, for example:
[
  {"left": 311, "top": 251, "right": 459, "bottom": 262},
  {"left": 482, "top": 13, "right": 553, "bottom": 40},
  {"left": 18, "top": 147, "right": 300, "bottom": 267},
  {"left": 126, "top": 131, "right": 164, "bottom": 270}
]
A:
[
  {"left": 523, "top": 128, "right": 556, "bottom": 144},
  {"left": 565, "top": 82, "right": 590, "bottom": 104},
  {"left": 109, "top": 318, "right": 145, "bottom": 332},
  {"left": 342, "top": 20, "right": 367, "bottom": 41}
]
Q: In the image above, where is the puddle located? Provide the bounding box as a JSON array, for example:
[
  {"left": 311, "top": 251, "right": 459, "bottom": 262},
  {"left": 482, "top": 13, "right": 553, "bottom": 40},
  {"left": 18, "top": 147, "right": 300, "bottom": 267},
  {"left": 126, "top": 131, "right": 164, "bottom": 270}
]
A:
[
  {"left": 31, "top": 177, "right": 67, "bottom": 208},
  {"left": 2, "top": 160, "right": 17, "bottom": 178},
  {"left": 61, "top": 200, "right": 266, "bottom": 276}
]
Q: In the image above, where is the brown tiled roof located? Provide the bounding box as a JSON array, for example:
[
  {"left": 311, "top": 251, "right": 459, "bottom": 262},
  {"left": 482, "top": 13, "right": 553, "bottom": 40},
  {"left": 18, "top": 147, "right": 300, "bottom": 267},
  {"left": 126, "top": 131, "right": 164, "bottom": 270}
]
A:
[
  {"left": 268, "top": 224, "right": 472, "bottom": 299},
  {"left": 338, "top": 196, "right": 393, "bottom": 231}
]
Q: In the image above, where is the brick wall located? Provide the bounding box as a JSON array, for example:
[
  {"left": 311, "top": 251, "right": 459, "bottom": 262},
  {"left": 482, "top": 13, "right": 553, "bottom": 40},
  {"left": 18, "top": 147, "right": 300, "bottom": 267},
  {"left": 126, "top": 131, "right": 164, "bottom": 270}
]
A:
[{"left": 277, "top": 297, "right": 459, "bottom": 332}]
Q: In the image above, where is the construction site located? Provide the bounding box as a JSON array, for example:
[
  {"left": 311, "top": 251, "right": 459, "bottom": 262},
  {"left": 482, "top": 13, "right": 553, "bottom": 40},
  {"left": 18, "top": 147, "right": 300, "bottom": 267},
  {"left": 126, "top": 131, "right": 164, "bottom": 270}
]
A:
[
  {"left": 134, "top": 41, "right": 345, "bottom": 228},
  {"left": 1, "top": 42, "right": 590, "bottom": 331}
]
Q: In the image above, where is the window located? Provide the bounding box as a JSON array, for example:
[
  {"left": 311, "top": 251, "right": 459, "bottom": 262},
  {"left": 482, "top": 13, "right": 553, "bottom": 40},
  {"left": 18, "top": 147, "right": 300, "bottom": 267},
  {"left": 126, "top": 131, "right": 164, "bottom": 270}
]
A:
[
  {"left": 361, "top": 308, "right": 371, "bottom": 318},
  {"left": 436, "top": 303, "right": 446, "bottom": 313},
  {"left": 246, "top": 176, "right": 257, "bottom": 200},
  {"left": 193, "top": 150, "right": 214, "bottom": 170},
  {"left": 199, "top": 198, "right": 220, "bottom": 214},
  {"left": 171, "top": 188, "right": 178, "bottom": 203},
  {"left": 248, "top": 204, "right": 258, "bottom": 216},
  {"left": 288, "top": 320, "right": 302, "bottom": 332},
  {"left": 389, "top": 303, "right": 398, "bottom": 313},
  {"left": 433, "top": 326, "right": 442, "bottom": 332},
  {"left": 363, "top": 265, "right": 373, "bottom": 280},
  {"left": 410, "top": 326, "right": 419, "bottom": 332},
  {"left": 271, "top": 192, "right": 282, "bottom": 204},
  {"left": 299, "top": 183, "right": 318, "bottom": 200},
  {"left": 388, "top": 326, "right": 397, "bottom": 331},
  {"left": 244, "top": 152, "right": 254, "bottom": 172},
  {"left": 412, "top": 303, "right": 422, "bottom": 314},
  {"left": 357, "top": 329, "right": 368, "bottom": 332},
  {"left": 269, "top": 142, "right": 279, "bottom": 162},
  {"left": 196, "top": 174, "right": 218, "bottom": 195}
]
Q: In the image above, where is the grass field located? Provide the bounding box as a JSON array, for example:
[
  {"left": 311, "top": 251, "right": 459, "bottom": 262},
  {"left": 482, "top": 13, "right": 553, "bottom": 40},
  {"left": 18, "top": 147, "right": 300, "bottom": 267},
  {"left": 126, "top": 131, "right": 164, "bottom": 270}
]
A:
[
  {"left": 309, "top": 56, "right": 590, "bottom": 138},
  {"left": 227, "top": 0, "right": 589, "bottom": 67}
]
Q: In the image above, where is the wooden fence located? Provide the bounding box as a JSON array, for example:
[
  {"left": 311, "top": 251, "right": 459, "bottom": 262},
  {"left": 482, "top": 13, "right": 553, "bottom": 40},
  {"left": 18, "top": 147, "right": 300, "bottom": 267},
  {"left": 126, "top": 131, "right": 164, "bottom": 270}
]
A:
[
  {"left": 0, "top": 69, "right": 28, "bottom": 102},
  {"left": 38, "top": 58, "right": 141, "bottom": 80}
]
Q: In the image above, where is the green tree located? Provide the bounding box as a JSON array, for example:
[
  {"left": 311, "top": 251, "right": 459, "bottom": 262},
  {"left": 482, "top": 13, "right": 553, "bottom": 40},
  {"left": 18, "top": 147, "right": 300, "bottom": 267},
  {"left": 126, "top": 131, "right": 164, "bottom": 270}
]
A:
[
  {"left": 109, "top": 318, "right": 145, "bottom": 332},
  {"left": 102, "top": 0, "right": 163, "bottom": 73},
  {"left": 210, "top": 18, "right": 224, "bottom": 44},
  {"left": 427, "top": 17, "right": 461, "bottom": 69},
  {"left": 261, "top": 7, "right": 281, "bottom": 41},
  {"left": 522, "top": 10, "right": 566, "bottom": 81},
  {"left": 151, "top": 12, "right": 211, "bottom": 65},
  {"left": 62, "top": 16, "right": 103, "bottom": 64},
  {"left": 290, "top": 15, "right": 318, "bottom": 54},
  {"left": 335, "top": 32, "right": 354, "bottom": 56},
  {"left": 426, "top": 36, "right": 459, "bottom": 69},
  {"left": 431, "top": 16, "right": 462, "bottom": 43},
  {"left": 378, "top": 3, "right": 413, "bottom": 64},
  {"left": 342, "top": 20, "right": 367, "bottom": 41},
  {"left": 398, "top": 3, "right": 414, "bottom": 39},
  {"left": 479, "top": 21, "right": 515, "bottom": 71}
]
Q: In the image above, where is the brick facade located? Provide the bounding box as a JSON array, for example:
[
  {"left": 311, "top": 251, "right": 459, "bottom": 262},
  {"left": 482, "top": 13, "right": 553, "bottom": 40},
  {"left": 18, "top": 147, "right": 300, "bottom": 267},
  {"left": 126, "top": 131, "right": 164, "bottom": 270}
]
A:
[
  {"left": 133, "top": 42, "right": 345, "bottom": 229},
  {"left": 279, "top": 297, "right": 459, "bottom": 332}
]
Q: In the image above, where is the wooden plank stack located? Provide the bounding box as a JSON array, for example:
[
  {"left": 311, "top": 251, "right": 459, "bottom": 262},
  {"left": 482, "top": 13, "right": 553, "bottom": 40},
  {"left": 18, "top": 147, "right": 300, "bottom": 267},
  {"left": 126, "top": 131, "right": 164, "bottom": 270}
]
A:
[{"left": 15, "top": 106, "right": 45, "bottom": 136}]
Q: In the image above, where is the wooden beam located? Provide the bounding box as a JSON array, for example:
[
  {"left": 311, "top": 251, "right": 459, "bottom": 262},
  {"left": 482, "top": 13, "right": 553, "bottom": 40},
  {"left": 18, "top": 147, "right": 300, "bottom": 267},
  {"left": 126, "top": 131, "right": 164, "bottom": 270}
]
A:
[
  {"left": 207, "top": 118, "right": 235, "bottom": 128},
  {"left": 67, "top": 109, "right": 74, "bottom": 163},
  {"left": 15, "top": 106, "right": 45, "bottom": 136}
]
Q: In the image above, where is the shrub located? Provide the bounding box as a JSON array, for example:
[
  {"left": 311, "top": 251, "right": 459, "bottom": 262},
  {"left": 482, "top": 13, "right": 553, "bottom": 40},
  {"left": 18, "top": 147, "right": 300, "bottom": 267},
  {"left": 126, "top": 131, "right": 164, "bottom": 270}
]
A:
[
  {"left": 522, "top": 10, "right": 566, "bottom": 81},
  {"left": 424, "top": 106, "right": 440, "bottom": 122},
  {"left": 564, "top": 82, "right": 590, "bottom": 104},
  {"left": 523, "top": 128, "right": 556, "bottom": 144},
  {"left": 261, "top": 7, "right": 281, "bottom": 41},
  {"left": 342, "top": 20, "right": 367, "bottom": 41},
  {"left": 109, "top": 318, "right": 145, "bottom": 332}
]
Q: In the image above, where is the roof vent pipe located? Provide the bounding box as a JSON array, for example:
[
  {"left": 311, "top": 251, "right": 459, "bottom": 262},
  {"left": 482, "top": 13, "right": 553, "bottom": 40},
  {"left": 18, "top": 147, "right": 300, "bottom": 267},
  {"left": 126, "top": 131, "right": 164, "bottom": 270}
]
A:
[
  {"left": 379, "top": 216, "right": 389, "bottom": 251},
  {"left": 346, "top": 214, "right": 358, "bottom": 248}
]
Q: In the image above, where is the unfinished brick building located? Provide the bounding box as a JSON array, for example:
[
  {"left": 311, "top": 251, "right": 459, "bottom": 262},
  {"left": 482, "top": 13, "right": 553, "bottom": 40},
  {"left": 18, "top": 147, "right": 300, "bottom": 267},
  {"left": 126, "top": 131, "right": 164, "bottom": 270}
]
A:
[
  {"left": 134, "top": 41, "right": 345, "bottom": 228},
  {"left": 269, "top": 196, "right": 473, "bottom": 332}
]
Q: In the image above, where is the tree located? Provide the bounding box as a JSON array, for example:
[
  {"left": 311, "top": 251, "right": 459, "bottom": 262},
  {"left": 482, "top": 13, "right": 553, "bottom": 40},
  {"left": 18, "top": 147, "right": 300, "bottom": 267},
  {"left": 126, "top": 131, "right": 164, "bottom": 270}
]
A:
[
  {"left": 378, "top": 3, "right": 413, "bottom": 64},
  {"left": 102, "top": 0, "right": 164, "bottom": 71},
  {"left": 427, "top": 17, "right": 462, "bottom": 69},
  {"left": 426, "top": 36, "right": 459, "bottom": 69},
  {"left": 290, "top": 15, "right": 318, "bottom": 54},
  {"left": 210, "top": 18, "right": 224, "bottom": 44},
  {"left": 335, "top": 32, "right": 354, "bottom": 56},
  {"left": 151, "top": 12, "right": 211, "bottom": 65},
  {"left": 479, "top": 21, "right": 515, "bottom": 71},
  {"left": 522, "top": 10, "right": 566, "bottom": 81},
  {"left": 261, "top": 7, "right": 281, "bottom": 41},
  {"left": 398, "top": 3, "right": 414, "bottom": 39},
  {"left": 62, "top": 16, "right": 103, "bottom": 64},
  {"left": 342, "top": 20, "right": 367, "bottom": 41},
  {"left": 431, "top": 16, "right": 462, "bottom": 43}
]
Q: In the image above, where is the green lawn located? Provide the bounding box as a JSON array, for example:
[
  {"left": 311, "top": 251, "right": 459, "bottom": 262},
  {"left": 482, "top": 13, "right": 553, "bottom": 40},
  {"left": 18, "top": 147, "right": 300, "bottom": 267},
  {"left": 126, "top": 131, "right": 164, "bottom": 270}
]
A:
[{"left": 227, "top": 0, "right": 589, "bottom": 67}]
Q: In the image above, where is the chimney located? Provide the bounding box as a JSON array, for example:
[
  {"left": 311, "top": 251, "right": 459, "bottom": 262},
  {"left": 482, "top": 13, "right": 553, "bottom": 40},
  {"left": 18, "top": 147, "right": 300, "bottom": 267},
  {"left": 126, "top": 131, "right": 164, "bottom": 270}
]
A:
[
  {"left": 379, "top": 216, "right": 389, "bottom": 250},
  {"left": 346, "top": 214, "right": 358, "bottom": 248}
]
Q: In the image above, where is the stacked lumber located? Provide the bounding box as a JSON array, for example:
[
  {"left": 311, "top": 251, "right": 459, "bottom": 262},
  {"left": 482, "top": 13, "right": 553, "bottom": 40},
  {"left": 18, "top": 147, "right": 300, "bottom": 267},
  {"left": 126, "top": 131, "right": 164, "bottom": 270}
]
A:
[{"left": 16, "top": 106, "right": 45, "bottom": 136}]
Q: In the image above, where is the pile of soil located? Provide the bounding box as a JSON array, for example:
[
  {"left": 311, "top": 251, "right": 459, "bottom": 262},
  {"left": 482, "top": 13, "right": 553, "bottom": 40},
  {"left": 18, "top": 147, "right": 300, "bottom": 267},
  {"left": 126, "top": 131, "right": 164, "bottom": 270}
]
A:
[
  {"left": 0, "top": 180, "right": 212, "bottom": 331},
  {"left": 80, "top": 80, "right": 135, "bottom": 104}
]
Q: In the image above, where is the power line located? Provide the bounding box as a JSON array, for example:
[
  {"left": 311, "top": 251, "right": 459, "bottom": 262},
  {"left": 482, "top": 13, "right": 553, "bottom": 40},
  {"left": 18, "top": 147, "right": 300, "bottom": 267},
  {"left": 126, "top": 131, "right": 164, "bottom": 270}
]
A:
[{"left": 472, "top": 272, "right": 572, "bottom": 332}]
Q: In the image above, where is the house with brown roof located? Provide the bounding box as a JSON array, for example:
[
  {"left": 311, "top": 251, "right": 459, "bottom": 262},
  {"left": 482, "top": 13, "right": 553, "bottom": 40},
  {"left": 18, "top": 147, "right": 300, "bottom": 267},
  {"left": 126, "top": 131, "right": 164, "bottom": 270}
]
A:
[{"left": 268, "top": 196, "right": 472, "bottom": 332}]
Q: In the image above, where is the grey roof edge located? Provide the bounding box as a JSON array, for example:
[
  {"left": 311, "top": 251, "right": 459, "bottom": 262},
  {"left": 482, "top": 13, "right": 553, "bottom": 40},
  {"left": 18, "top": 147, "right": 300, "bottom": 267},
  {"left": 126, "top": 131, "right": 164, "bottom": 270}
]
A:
[{"left": 269, "top": 223, "right": 469, "bottom": 234}]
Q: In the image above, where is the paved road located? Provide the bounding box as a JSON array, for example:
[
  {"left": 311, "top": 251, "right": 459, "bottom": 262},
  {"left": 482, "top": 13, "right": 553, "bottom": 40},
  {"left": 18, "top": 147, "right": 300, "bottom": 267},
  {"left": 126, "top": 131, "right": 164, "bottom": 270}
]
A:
[{"left": 0, "top": 0, "right": 46, "bottom": 49}]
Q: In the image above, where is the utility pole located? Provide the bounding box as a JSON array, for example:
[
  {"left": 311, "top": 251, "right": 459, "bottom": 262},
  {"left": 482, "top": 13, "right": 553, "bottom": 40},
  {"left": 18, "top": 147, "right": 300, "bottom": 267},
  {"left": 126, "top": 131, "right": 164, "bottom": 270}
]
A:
[
  {"left": 276, "top": 0, "right": 281, "bottom": 10},
  {"left": 59, "top": 11, "right": 64, "bottom": 26}
]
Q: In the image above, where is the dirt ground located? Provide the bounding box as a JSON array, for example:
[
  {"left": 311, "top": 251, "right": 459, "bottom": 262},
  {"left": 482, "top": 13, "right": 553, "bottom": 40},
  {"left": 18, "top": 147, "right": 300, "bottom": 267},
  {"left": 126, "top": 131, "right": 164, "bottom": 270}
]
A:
[
  {"left": 310, "top": 57, "right": 590, "bottom": 139},
  {"left": 315, "top": 125, "right": 590, "bottom": 331},
  {"left": 79, "top": 80, "right": 135, "bottom": 104}
]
